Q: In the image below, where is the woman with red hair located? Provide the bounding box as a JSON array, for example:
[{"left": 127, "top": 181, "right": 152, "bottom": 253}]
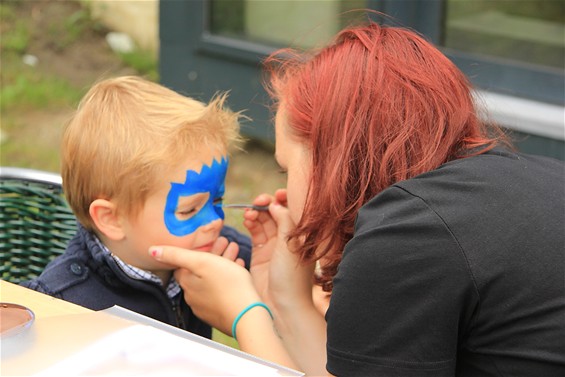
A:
[{"left": 150, "top": 22, "right": 564, "bottom": 376}]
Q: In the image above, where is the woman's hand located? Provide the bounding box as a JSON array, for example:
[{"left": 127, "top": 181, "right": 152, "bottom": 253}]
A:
[
  {"left": 149, "top": 245, "right": 260, "bottom": 335},
  {"left": 242, "top": 192, "right": 278, "bottom": 305},
  {"left": 243, "top": 190, "right": 315, "bottom": 315},
  {"left": 242, "top": 190, "right": 327, "bottom": 374},
  {"left": 148, "top": 243, "right": 300, "bottom": 371},
  {"left": 243, "top": 192, "right": 281, "bottom": 267}
]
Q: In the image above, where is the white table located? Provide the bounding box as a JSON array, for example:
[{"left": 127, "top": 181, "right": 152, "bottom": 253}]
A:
[{"left": 0, "top": 280, "right": 303, "bottom": 376}]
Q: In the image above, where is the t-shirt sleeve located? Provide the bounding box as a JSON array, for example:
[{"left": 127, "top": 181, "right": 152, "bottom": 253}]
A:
[{"left": 326, "top": 187, "right": 478, "bottom": 377}]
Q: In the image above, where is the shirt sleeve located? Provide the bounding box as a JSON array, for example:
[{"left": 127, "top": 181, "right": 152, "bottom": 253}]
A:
[{"left": 326, "top": 186, "right": 478, "bottom": 377}]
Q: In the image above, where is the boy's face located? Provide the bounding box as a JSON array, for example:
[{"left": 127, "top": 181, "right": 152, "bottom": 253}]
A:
[{"left": 118, "top": 150, "right": 228, "bottom": 274}]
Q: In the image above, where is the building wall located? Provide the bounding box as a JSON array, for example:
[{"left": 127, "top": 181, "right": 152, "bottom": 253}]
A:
[{"left": 84, "top": 0, "right": 159, "bottom": 55}]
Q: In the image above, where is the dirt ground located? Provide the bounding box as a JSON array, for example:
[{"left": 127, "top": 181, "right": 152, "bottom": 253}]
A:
[
  {"left": 1, "top": 0, "right": 286, "bottom": 232},
  {"left": 16, "top": 1, "right": 139, "bottom": 84}
]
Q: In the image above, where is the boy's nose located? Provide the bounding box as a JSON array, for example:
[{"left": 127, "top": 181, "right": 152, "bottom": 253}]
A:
[{"left": 200, "top": 217, "right": 222, "bottom": 232}]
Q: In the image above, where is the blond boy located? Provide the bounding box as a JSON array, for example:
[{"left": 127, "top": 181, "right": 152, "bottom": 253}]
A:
[{"left": 22, "top": 76, "right": 251, "bottom": 338}]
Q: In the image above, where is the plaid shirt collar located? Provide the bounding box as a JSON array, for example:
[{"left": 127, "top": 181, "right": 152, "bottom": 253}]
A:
[{"left": 94, "top": 237, "right": 181, "bottom": 299}]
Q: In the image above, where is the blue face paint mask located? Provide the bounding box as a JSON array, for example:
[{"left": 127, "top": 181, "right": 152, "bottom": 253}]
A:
[{"left": 164, "top": 156, "right": 227, "bottom": 236}]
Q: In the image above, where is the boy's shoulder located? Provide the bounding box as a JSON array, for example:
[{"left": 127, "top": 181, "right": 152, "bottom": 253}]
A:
[
  {"left": 20, "top": 247, "right": 90, "bottom": 297},
  {"left": 20, "top": 226, "right": 104, "bottom": 297}
]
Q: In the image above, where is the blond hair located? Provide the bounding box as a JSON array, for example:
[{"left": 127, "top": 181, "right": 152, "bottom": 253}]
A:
[{"left": 61, "top": 76, "right": 243, "bottom": 231}]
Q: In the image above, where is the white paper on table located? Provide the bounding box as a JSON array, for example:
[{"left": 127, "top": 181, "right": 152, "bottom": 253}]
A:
[{"left": 34, "top": 324, "right": 279, "bottom": 376}]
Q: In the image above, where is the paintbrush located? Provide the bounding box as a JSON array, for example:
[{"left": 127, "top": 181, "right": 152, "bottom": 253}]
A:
[{"left": 221, "top": 203, "right": 269, "bottom": 211}]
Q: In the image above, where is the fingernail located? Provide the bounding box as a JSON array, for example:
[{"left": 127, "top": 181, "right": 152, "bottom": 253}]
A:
[{"left": 150, "top": 247, "right": 162, "bottom": 258}]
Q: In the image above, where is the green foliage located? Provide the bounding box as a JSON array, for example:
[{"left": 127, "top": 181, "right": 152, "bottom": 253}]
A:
[
  {"left": 118, "top": 50, "right": 159, "bottom": 82},
  {"left": 0, "top": 3, "right": 30, "bottom": 54},
  {"left": 48, "top": 7, "right": 105, "bottom": 50},
  {"left": 2, "top": 21, "right": 29, "bottom": 53}
]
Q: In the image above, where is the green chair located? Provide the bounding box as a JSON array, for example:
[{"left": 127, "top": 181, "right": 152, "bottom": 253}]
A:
[{"left": 0, "top": 167, "right": 77, "bottom": 284}]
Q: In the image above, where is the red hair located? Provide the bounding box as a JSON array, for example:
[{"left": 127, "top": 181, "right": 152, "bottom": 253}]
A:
[{"left": 264, "top": 22, "right": 507, "bottom": 291}]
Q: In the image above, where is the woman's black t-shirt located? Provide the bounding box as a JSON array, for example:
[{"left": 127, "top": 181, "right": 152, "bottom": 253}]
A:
[{"left": 326, "top": 149, "right": 565, "bottom": 377}]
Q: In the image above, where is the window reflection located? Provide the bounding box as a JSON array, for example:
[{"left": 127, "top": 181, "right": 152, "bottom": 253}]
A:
[
  {"left": 444, "top": 0, "right": 564, "bottom": 70},
  {"left": 209, "top": 0, "right": 368, "bottom": 49}
]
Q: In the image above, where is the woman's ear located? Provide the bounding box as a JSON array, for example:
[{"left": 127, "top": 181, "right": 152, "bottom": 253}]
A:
[{"left": 89, "top": 199, "right": 125, "bottom": 241}]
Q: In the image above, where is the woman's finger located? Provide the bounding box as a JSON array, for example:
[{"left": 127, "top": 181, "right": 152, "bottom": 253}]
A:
[
  {"left": 252, "top": 193, "right": 275, "bottom": 207},
  {"left": 149, "top": 245, "right": 216, "bottom": 274},
  {"left": 235, "top": 257, "right": 245, "bottom": 267},
  {"left": 274, "top": 189, "right": 288, "bottom": 207},
  {"left": 268, "top": 202, "right": 294, "bottom": 237},
  {"left": 245, "top": 205, "right": 279, "bottom": 238}
]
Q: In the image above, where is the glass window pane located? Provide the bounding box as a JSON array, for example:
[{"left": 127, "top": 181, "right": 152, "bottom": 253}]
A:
[
  {"left": 210, "top": 0, "right": 368, "bottom": 49},
  {"left": 444, "top": 0, "right": 564, "bottom": 70}
]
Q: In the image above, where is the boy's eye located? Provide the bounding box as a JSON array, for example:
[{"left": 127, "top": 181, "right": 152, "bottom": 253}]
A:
[
  {"left": 213, "top": 197, "right": 224, "bottom": 205},
  {"left": 176, "top": 207, "right": 197, "bottom": 218}
]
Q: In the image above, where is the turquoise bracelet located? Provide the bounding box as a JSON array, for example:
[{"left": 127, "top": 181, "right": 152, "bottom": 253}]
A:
[{"left": 231, "top": 302, "right": 273, "bottom": 341}]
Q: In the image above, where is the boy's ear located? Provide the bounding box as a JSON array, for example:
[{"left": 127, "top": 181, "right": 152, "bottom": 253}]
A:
[{"left": 89, "top": 199, "right": 125, "bottom": 241}]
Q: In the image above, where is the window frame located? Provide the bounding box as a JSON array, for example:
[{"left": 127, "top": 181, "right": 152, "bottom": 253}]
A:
[
  {"left": 375, "top": 0, "right": 564, "bottom": 105},
  {"left": 159, "top": 0, "right": 564, "bottom": 158},
  {"left": 195, "top": 0, "right": 564, "bottom": 105}
]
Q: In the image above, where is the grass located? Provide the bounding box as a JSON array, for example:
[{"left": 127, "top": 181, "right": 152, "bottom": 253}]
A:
[
  {"left": 117, "top": 50, "right": 159, "bottom": 82},
  {"left": 0, "top": 1, "right": 85, "bottom": 170},
  {"left": 0, "top": 4, "right": 29, "bottom": 53},
  {"left": 1, "top": 65, "right": 84, "bottom": 111},
  {"left": 213, "top": 329, "right": 239, "bottom": 349}
]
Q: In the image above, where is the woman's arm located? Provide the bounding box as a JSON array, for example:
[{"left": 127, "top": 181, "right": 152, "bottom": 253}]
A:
[
  {"left": 243, "top": 194, "right": 328, "bottom": 375},
  {"left": 150, "top": 242, "right": 330, "bottom": 374},
  {"left": 149, "top": 196, "right": 330, "bottom": 374},
  {"left": 151, "top": 246, "right": 299, "bottom": 368},
  {"left": 271, "top": 293, "right": 328, "bottom": 375},
  {"left": 232, "top": 303, "right": 298, "bottom": 368}
]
